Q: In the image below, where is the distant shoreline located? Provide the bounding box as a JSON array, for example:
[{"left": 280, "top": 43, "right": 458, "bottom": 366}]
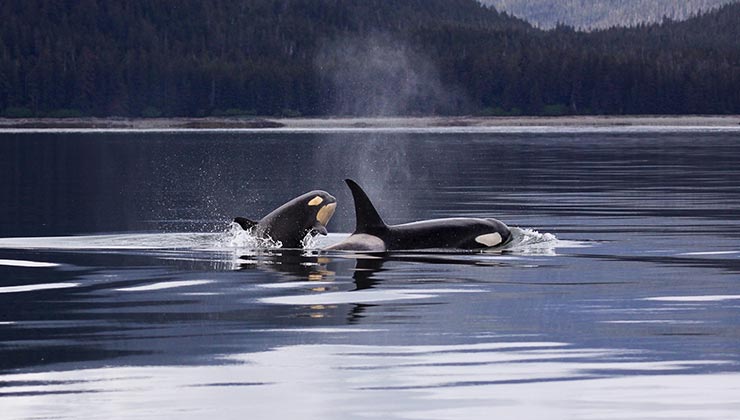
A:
[{"left": 1, "top": 115, "right": 739, "bottom": 130}]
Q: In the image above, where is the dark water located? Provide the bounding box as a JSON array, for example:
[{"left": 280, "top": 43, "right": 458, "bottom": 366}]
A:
[{"left": 1, "top": 128, "right": 739, "bottom": 419}]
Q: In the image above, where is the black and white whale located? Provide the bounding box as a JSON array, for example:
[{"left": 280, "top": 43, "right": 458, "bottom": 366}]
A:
[
  {"left": 325, "top": 179, "right": 511, "bottom": 252},
  {"left": 234, "top": 190, "right": 337, "bottom": 248}
]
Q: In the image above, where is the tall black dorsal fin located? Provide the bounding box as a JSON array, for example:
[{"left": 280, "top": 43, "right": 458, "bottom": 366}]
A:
[
  {"left": 233, "top": 217, "right": 258, "bottom": 231},
  {"left": 345, "top": 179, "right": 386, "bottom": 233}
]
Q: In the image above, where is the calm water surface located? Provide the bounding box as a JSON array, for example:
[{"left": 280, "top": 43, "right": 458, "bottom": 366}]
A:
[{"left": 1, "top": 129, "right": 739, "bottom": 419}]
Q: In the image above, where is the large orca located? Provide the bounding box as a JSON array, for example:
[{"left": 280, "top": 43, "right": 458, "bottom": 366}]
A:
[
  {"left": 234, "top": 190, "right": 336, "bottom": 248},
  {"left": 325, "top": 179, "right": 511, "bottom": 252}
]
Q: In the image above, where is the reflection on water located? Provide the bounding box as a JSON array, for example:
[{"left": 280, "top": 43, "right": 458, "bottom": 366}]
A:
[
  {"left": 1, "top": 130, "right": 740, "bottom": 418},
  {"left": 1, "top": 341, "right": 737, "bottom": 420}
]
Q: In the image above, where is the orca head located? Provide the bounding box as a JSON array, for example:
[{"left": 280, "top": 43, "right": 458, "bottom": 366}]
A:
[
  {"left": 301, "top": 190, "right": 337, "bottom": 236},
  {"left": 234, "top": 190, "right": 336, "bottom": 248}
]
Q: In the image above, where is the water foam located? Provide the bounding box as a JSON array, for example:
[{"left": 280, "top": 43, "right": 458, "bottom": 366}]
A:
[
  {"left": 502, "top": 227, "right": 561, "bottom": 255},
  {"left": 215, "top": 223, "right": 283, "bottom": 249},
  {"left": 300, "top": 233, "right": 324, "bottom": 250}
]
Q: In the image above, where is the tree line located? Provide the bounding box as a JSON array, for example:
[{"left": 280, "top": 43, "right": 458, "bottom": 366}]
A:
[
  {"left": 1, "top": 0, "right": 738, "bottom": 117},
  {"left": 481, "top": 0, "right": 737, "bottom": 30}
]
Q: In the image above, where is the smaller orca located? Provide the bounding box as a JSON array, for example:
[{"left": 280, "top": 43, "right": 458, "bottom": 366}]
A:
[
  {"left": 325, "top": 179, "right": 511, "bottom": 252},
  {"left": 234, "top": 190, "right": 337, "bottom": 248}
]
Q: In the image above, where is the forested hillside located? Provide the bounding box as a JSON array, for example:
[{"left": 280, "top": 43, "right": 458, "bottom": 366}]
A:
[
  {"left": 1, "top": 0, "right": 739, "bottom": 117},
  {"left": 482, "top": 0, "right": 738, "bottom": 29}
]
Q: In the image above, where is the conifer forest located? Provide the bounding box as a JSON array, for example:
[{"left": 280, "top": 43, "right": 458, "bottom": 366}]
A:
[{"left": 1, "top": 0, "right": 739, "bottom": 118}]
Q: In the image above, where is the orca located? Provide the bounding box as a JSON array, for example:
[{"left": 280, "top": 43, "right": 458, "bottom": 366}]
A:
[
  {"left": 234, "top": 190, "right": 337, "bottom": 248},
  {"left": 325, "top": 179, "right": 511, "bottom": 252}
]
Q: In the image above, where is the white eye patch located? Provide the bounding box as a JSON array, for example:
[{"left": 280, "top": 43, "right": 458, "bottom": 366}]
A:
[
  {"left": 316, "top": 202, "right": 336, "bottom": 226},
  {"left": 307, "top": 196, "right": 324, "bottom": 206},
  {"left": 475, "top": 233, "right": 503, "bottom": 247}
]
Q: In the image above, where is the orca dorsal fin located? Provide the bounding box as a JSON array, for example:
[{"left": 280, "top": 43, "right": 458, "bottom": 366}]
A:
[
  {"left": 234, "top": 217, "right": 258, "bottom": 231},
  {"left": 345, "top": 179, "right": 387, "bottom": 233}
]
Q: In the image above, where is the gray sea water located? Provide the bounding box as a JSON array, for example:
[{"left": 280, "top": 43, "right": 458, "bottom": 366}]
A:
[{"left": 1, "top": 128, "right": 739, "bottom": 419}]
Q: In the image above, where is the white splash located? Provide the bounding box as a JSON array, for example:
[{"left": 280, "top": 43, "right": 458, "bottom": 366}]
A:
[
  {"left": 300, "top": 233, "right": 325, "bottom": 250},
  {"left": 217, "top": 223, "right": 283, "bottom": 249},
  {"left": 502, "top": 227, "right": 562, "bottom": 255}
]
